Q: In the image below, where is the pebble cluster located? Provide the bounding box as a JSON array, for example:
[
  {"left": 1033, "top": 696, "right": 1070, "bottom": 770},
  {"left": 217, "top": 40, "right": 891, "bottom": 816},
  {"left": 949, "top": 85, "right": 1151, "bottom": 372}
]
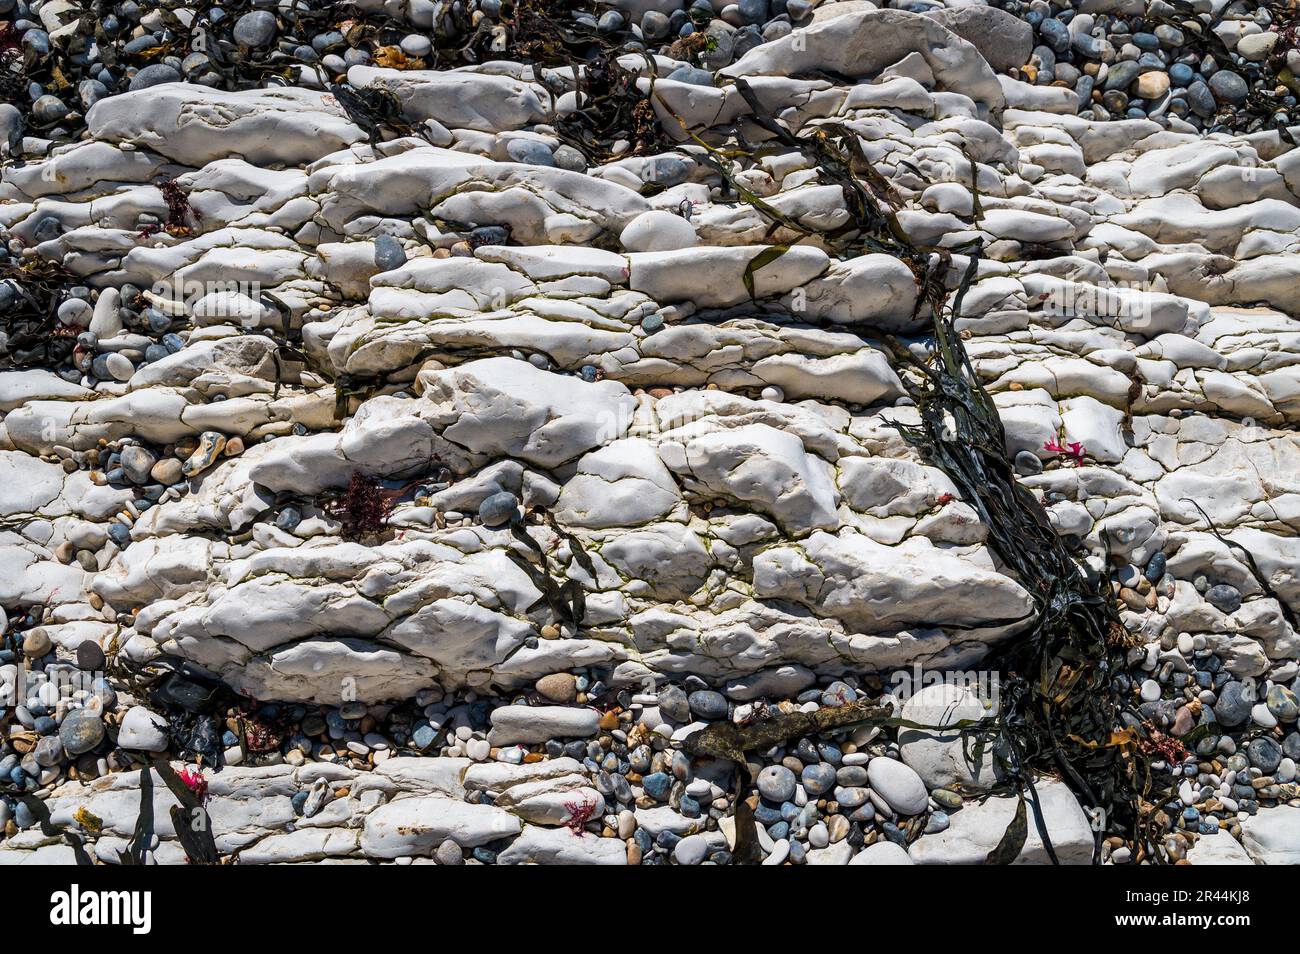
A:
[
  {"left": 1007, "top": 0, "right": 1300, "bottom": 133},
  {"left": 7, "top": 0, "right": 1300, "bottom": 151},
  {"left": 5, "top": 606, "right": 1298, "bottom": 864}
]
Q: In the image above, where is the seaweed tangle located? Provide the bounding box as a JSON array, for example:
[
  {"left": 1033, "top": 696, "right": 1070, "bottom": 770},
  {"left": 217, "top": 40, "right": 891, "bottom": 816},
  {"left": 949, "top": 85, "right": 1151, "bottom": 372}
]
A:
[
  {"left": 675, "top": 76, "right": 1169, "bottom": 863},
  {"left": 505, "top": 507, "right": 596, "bottom": 632},
  {"left": 888, "top": 253, "right": 1162, "bottom": 864},
  {"left": 0, "top": 257, "right": 80, "bottom": 369}
]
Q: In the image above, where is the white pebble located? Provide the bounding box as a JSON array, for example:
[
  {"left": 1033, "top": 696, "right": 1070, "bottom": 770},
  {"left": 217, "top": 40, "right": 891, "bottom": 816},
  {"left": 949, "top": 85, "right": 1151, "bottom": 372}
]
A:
[
  {"left": 1251, "top": 703, "right": 1278, "bottom": 728},
  {"left": 762, "top": 839, "right": 790, "bottom": 866}
]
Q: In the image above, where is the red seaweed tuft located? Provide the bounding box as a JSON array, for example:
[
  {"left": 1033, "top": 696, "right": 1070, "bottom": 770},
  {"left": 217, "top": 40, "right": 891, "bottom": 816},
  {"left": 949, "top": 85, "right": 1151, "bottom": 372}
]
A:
[{"left": 330, "top": 472, "right": 393, "bottom": 539}]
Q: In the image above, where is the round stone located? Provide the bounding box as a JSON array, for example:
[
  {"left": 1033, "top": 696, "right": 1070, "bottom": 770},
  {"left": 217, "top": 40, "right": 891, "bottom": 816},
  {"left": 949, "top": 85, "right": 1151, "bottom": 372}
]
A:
[
  {"left": 1135, "top": 70, "right": 1170, "bottom": 100},
  {"left": 737, "top": 0, "right": 769, "bottom": 24},
  {"left": 757, "top": 764, "right": 797, "bottom": 803},
  {"left": 898, "top": 683, "right": 996, "bottom": 790},
  {"left": 1252, "top": 703, "right": 1278, "bottom": 729},
  {"left": 1014, "top": 450, "right": 1043, "bottom": 475},
  {"left": 673, "top": 832, "right": 709, "bottom": 865},
  {"left": 1186, "top": 81, "right": 1216, "bottom": 118},
  {"left": 850, "top": 840, "right": 914, "bottom": 865},
  {"left": 1214, "top": 681, "right": 1252, "bottom": 728},
  {"left": 59, "top": 709, "right": 105, "bottom": 756},
  {"left": 657, "top": 684, "right": 690, "bottom": 722},
  {"left": 867, "top": 756, "right": 929, "bottom": 816},
  {"left": 435, "top": 839, "right": 464, "bottom": 865},
  {"left": 22, "top": 628, "right": 52, "bottom": 659},
  {"left": 687, "top": 689, "right": 727, "bottom": 720},
  {"left": 276, "top": 506, "right": 302, "bottom": 531},
  {"left": 128, "top": 64, "right": 181, "bottom": 91},
  {"left": 117, "top": 705, "right": 170, "bottom": 752},
  {"left": 1168, "top": 63, "right": 1194, "bottom": 87},
  {"left": 641, "top": 11, "right": 670, "bottom": 41},
  {"left": 642, "top": 771, "right": 671, "bottom": 800},
  {"left": 667, "top": 64, "right": 714, "bottom": 86},
  {"left": 1140, "top": 679, "right": 1162, "bottom": 703},
  {"left": 1246, "top": 736, "right": 1282, "bottom": 774},
  {"left": 234, "top": 11, "right": 278, "bottom": 48},
  {"left": 373, "top": 234, "right": 406, "bottom": 271},
  {"left": 931, "top": 788, "right": 964, "bottom": 810},
  {"left": 801, "top": 762, "right": 837, "bottom": 796},
  {"left": 150, "top": 457, "right": 184, "bottom": 485},
  {"left": 400, "top": 34, "right": 432, "bottom": 58},
  {"left": 478, "top": 491, "right": 519, "bottom": 527},
  {"left": 1237, "top": 33, "right": 1278, "bottom": 61},
  {"left": 619, "top": 210, "right": 697, "bottom": 252},
  {"left": 1205, "top": 584, "right": 1242, "bottom": 614},
  {"left": 120, "top": 445, "right": 157, "bottom": 485},
  {"left": 553, "top": 144, "right": 587, "bottom": 172},
  {"left": 1267, "top": 685, "right": 1299, "bottom": 723},
  {"left": 103, "top": 352, "right": 135, "bottom": 382},
  {"left": 34, "top": 736, "right": 65, "bottom": 767},
  {"left": 33, "top": 94, "right": 69, "bottom": 123},
  {"left": 1208, "top": 70, "right": 1248, "bottom": 106},
  {"left": 76, "top": 640, "right": 106, "bottom": 671},
  {"left": 535, "top": 673, "right": 577, "bottom": 704},
  {"left": 504, "top": 138, "right": 555, "bottom": 167}
]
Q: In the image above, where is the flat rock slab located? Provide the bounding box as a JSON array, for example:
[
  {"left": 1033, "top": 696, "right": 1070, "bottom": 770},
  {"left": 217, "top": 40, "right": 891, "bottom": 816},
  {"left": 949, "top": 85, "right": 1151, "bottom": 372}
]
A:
[
  {"left": 359, "top": 795, "right": 521, "bottom": 858},
  {"left": 908, "top": 779, "right": 1094, "bottom": 865}
]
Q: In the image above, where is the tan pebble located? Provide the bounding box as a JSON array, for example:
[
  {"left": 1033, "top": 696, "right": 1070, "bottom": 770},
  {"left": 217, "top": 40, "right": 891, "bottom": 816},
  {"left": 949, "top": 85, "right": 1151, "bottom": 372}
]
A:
[
  {"left": 1119, "top": 587, "right": 1146, "bottom": 612},
  {"left": 535, "top": 672, "right": 578, "bottom": 703}
]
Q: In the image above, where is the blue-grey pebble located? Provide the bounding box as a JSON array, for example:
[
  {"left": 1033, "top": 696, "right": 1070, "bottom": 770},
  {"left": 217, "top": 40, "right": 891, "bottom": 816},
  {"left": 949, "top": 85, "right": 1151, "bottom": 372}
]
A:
[
  {"left": 128, "top": 63, "right": 181, "bottom": 91},
  {"left": 373, "top": 234, "right": 406, "bottom": 271},
  {"left": 478, "top": 491, "right": 518, "bottom": 527},
  {"left": 234, "top": 10, "right": 277, "bottom": 47},
  {"left": 59, "top": 709, "right": 104, "bottom": 756},
  {"left": 757, "top": 764, "right": 797, "bottom": 803}
]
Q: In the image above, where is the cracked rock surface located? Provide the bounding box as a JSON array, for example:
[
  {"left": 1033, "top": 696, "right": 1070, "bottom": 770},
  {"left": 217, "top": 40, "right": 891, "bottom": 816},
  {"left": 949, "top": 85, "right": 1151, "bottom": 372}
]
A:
[{"left": 3, "top": 0, "right": 1300, "bottom": 866}]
